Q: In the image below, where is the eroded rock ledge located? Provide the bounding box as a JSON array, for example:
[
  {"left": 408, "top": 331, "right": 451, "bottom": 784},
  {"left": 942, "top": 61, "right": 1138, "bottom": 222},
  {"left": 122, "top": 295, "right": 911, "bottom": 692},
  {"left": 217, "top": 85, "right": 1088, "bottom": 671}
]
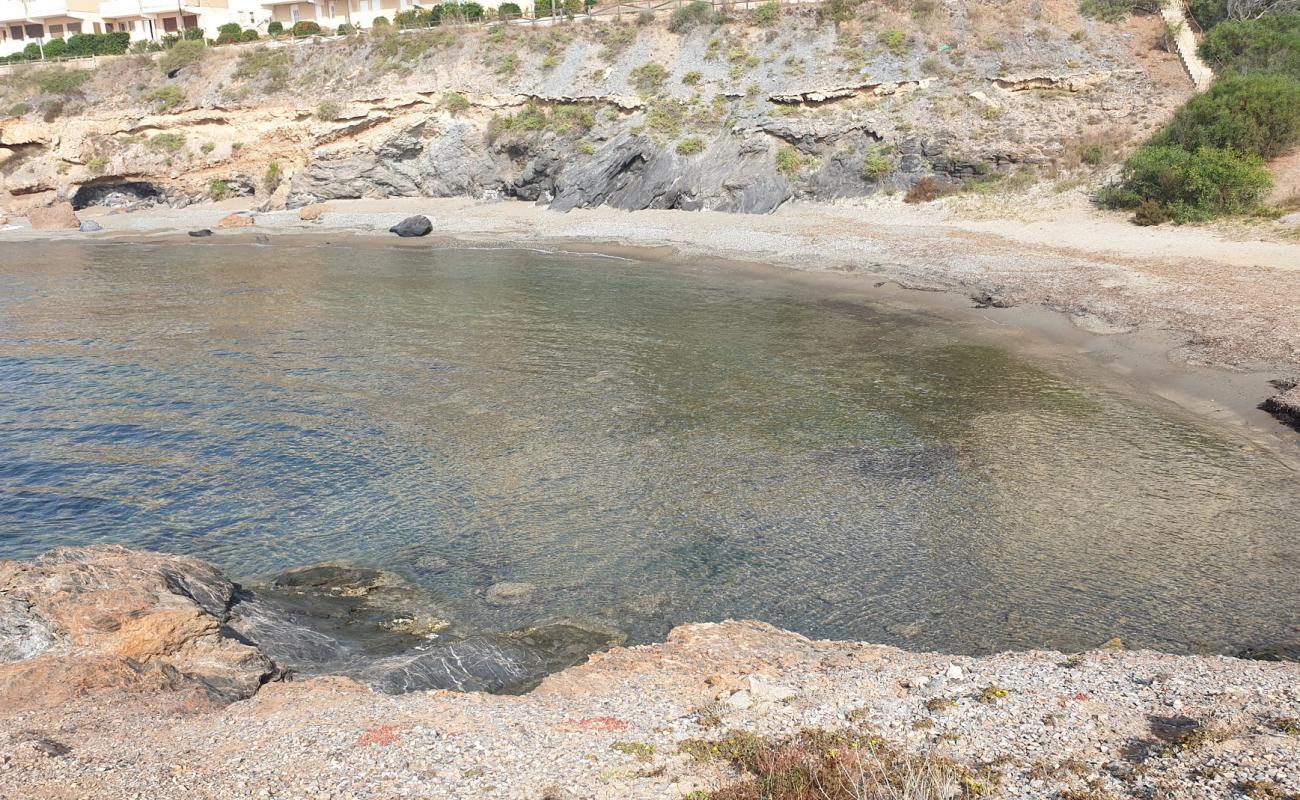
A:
[{"left": 2, "top": 546, "right": 1299, "bottom": 799}]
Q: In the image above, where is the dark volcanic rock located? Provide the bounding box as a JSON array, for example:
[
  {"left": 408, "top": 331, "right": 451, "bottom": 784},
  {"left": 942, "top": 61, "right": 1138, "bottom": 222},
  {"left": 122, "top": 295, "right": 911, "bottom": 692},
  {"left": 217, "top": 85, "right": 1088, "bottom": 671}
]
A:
[
  {"left": 1260, "top": 379, "right": 1300, "bottom": 431},
  {"left": 230, "top": 562, "right": 622, "bottom": 694},
  {"left": 388, "top": 215, "right": 433, "bottom": 237},
  {"left": 188, "top": 229, "right": 213, "bottom": 237}
]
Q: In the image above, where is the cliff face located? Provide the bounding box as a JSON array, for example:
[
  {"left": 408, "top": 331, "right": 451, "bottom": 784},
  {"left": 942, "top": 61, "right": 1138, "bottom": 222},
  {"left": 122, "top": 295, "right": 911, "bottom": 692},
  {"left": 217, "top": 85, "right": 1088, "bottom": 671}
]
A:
[{"left": 0, "top": 1, "right": 1191, "bottom": 215}]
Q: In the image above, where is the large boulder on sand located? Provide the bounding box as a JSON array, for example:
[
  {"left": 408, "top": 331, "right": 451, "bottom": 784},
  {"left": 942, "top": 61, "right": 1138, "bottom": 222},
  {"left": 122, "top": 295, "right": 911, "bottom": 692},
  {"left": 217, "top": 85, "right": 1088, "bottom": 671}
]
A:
[
  {"left": 388, "top": 215, "right": 432, "bottom": 237},
  {"left": 27, "top": 201, "right": 80, "bottom": 230},
  {"left": 298, "top": 203, "right": 330, "bottom": 221}
]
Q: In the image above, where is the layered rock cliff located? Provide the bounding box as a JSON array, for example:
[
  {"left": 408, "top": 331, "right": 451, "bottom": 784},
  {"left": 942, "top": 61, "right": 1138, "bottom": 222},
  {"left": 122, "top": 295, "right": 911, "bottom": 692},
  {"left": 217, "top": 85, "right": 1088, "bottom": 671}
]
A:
[{"left": 0, "top": 0, "right": 1192, "bottom": 215}]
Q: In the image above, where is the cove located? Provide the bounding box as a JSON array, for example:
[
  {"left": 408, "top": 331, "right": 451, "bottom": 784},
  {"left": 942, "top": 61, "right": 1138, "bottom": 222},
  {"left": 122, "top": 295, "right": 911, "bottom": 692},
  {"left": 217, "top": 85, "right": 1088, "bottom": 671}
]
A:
[{"left": 1, "top": 240, "right": 1297, "bottom": 662}]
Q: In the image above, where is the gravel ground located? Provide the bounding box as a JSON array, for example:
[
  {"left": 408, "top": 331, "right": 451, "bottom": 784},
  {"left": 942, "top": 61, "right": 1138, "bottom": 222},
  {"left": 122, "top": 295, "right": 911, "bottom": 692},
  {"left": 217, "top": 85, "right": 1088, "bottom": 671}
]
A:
[{"left": 2, "top": 620, "right": 1298, "bottom": 799}]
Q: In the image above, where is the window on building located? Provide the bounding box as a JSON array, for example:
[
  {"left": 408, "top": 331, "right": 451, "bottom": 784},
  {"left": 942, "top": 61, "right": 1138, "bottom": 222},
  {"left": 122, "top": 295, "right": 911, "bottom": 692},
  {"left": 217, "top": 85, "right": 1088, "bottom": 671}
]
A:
[
  {"left": 163, "top": 16, "right": 178, "bottom": 32},
  {"left": 49, "top": 24, "right": 64, "bottom": 37},
  {"left": 24, "top": 24, "right": 43, "bottom": 38},
  {"left": 68, "top": 22, "right": 81, "bottom": 33},
  {"left": 329, "top": 2, "right": 336, "bottom": 18},
  {"left": 182, "top": 14, "right": 198, "bottom": 29},
  {"left": 10, "top": 26, "right": 24, "bottom": 41},
  {"left": 291, "top": 5, "right": 300, "bottom": 23}
]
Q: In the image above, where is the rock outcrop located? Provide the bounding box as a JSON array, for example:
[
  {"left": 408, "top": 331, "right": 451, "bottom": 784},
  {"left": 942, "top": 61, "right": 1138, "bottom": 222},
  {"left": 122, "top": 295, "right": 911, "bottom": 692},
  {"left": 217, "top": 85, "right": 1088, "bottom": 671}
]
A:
[
  {"left": 1261, "top": 379, "right": 1300, "bottom": 430},
  {"left": 0, "top": 546, "right": 275, "bottom": 710},
  {"left": 0, "top": 546, "right": 622, "bottom": 707}
]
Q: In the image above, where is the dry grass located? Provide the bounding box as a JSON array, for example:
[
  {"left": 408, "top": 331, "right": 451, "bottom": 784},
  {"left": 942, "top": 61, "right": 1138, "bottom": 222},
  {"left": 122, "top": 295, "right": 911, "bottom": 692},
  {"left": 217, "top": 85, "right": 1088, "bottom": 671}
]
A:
[{"left": 681, "top": 729, "right": 985, "bottom": 800}]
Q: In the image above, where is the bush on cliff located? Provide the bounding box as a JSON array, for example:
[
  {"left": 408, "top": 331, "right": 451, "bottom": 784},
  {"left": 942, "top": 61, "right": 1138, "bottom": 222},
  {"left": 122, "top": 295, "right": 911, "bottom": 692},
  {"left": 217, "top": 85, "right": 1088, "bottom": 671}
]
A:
[
  {"left": 499, "top": 2, "right": 523, "bottom": 19},
  {"left": 1199, "top": 14, "right": 1300, "bottom": 78},
  {"left": 158, "top": 39, "right": 206, "bottom": 73},
  {"left": 267, "top": 20, "right": 284, "bottom": 35},
  {"left": 1100, "top": 145, "right": 1272, "bottom": 222},
  {"left": 1153, "top": 73, "right": 1300, "bottom": 159},
  {"left": 668, "top": 1, "right": 716, "bottom": 31},
  {"left": 291, "top": 21, "right": 323, "bottom": 37}
]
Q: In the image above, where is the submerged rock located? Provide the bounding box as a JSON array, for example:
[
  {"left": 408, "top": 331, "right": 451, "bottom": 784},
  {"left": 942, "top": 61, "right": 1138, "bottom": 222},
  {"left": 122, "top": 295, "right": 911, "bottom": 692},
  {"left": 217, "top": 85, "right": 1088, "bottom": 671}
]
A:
[
  {"left": 188, "top": 228, "right": 213, "bottom": 237},
  {"left": 388, "top": 215, "right": 433, "bottom": 237},
  {"left": 485, "top": 581, "right": 538, "bottom": 606}
]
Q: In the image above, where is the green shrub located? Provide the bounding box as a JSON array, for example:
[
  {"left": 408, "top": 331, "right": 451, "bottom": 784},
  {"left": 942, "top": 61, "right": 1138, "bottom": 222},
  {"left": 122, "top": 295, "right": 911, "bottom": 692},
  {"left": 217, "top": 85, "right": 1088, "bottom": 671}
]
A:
[
  {"left": 1199, "top": 14, "right": 1300, "bottom": 79},
  {"left": 862, "top": 147, "right": 894, "bottom": 179},
  {"left": 218, "top": 22, "right": 242, "bottom": 39},
  {"left": 267, "top": 20, "right": 284, "bottom": 35},
  {"left": 630, "top": 62, "right": 668, "bottom": 94},
  {"left": 878, "top": 30, "right": 907, "bottom": 55},
  {"left": 242, "top": 28, "right": 260, "bottom": 41},
  {"left": 182, "top": 27, "right": 204, "bottom": 40},
  {"left": 1188, "top": 0, "right": 1228, "bottom": 29},
  {"left": 233, "top": 47, "right": 294, "bottom": 91},
  {"left": 668, "top": 0, "right": 714, "bottom": 32},
  {"left": 676, "top": 136, "right": 706, "bottom": 155},
  {"left": 42, "top": 38, "right": 67, "bottom": 59},
  {"left": 440, "top": 91, "right": 470, "bottom": 114},
  {"left": 337, "top": 23, "right": 355, "bottom": 35},
  {"left": 775, "top": 145, "right": 818, "bottom": 176},
  {"left": 755, "top": 0, "right": 779, "bottom": 24},
  {"left": 146, "top": 132, "right": 186, "bottom": 153},
  {"left": 158, "top": 39, "right": 206, "bottom": 73},
  {"left": 1102, "top": 144, "right": 1272, "bottom": 222},
  {"left": 64, "top": 32, "right": 130, "bottom": 56},
  {"left": 265, "top": 161, "right": 282, "bottom": 190},
  {"left": 1079, "top": 0, "right": 1144, "bottom": 22},
  {"left": 291, "top": 20, "right": 322, "bottom": 37},
  {"left": 28, "top": 67, "right": 91, "bottom": 95},
  {"left": 817, "top": 0, "right": 865, "bottom": 22},
  {"left": 7, "top": 102, "right": 31, "bottom": 116},
  {"left": 209, "top": 179, "right": 230, "bottom": 200},
  {"left": 371, "top": 16, "right": 389, "bottom": 26},
  {"left": 316, "top": 100, "right": 341, "bottom": 120},
  {"left": 147, "top": 84, "right": 186, "bottom": 110},
  {"left": 682, "top": 70, "right": 702, "bottom": 85},
  {"left": 1132, "top": 198, "right": 1170, "bottom": 225},
  {"left": 499, "top": 1, "right": 523, "bottom": 18},
  {"left": 1155, "top": 73, "right": 1300, "bottom": 159}
]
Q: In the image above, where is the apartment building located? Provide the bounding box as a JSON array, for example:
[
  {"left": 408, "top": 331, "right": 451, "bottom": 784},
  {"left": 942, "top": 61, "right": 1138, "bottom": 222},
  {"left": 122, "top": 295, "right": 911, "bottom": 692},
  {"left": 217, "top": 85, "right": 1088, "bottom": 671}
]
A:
[{"left": 0, "top": 0, "right": 266, "bottom": 56}]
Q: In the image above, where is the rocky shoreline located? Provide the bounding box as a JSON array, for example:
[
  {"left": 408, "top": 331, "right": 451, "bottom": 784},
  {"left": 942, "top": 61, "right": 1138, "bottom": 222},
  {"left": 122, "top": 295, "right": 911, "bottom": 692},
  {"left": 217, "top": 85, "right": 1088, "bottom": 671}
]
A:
[{"left": 3, "top": 545, "right": 1299, "bottom": 798}]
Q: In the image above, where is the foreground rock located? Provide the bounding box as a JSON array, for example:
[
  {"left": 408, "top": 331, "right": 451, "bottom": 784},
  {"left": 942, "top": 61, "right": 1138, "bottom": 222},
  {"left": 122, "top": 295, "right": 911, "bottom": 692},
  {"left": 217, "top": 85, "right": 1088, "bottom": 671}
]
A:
[
  {"left": 1, "top": 546, "right": 1298, "bottom": 798},
  {"left": 0, "top": 546, "right": 275, "bottom": 710},
  {"left": 388, "top": 215, "right": 432, "bottom": 237}
]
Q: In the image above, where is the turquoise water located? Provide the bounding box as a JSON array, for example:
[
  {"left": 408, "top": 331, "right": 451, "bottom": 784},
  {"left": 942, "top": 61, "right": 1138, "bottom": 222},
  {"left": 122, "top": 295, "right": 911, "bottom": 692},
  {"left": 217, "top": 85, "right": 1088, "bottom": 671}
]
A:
[{"left": 2, "top": 240, "right": 1297, "bottom": 656}]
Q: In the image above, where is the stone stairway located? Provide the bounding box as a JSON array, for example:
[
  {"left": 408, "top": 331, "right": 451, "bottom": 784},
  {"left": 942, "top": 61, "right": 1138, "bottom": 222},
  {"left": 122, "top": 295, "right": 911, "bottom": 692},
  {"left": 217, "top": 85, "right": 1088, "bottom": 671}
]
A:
[{"left": 1161, "top": 0, "right": 1215, "bottom": 91}]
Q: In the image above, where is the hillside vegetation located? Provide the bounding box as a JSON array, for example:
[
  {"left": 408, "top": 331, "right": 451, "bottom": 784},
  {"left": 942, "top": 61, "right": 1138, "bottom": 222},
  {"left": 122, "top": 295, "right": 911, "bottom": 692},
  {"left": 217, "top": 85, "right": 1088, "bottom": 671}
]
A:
[
  {"left": 0, "top": 0, "right": 1197, "bottom": 215},
  {"left": 1102, "top": 1, "right": 1300, "bottom": 222}
]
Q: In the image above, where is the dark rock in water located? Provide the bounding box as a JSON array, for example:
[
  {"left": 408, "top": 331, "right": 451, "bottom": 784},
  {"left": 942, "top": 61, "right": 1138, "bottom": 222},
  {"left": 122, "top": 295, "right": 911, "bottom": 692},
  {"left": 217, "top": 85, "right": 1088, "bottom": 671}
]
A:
[
  {"left": 228, "top": 562, "right": 622, "bottom": 695},
  {"left": 79, "top": 219, "right": 102, "bottom": 233},
  {"left": 1236, "top": 643, "right": 1300, "bottom": 662},
  {"left": 1260, "top": 379, "right": 1300, "bottom": 431},
  {"left": 370, "top": 624, "right": 624, "bottom": 694},
  {"left": 371, "top": 635, "right": 546, "bottom": 694},
  {"left": 188, "top": 229, "right": 213, "bottom": 237},
  {"left": 227, "top": 563, "right": 451, "bottom": 666},
  {"left": 388, "top": 215, "right": 432, "bottom": 237}
]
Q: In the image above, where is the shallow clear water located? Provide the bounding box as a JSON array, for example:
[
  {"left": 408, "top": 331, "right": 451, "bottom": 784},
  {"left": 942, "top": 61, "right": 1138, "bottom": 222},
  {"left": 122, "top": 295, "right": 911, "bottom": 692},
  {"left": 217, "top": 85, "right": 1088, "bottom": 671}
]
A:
[{"left": 2, "top": 241, "right": 1298, "bottom": 656}]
